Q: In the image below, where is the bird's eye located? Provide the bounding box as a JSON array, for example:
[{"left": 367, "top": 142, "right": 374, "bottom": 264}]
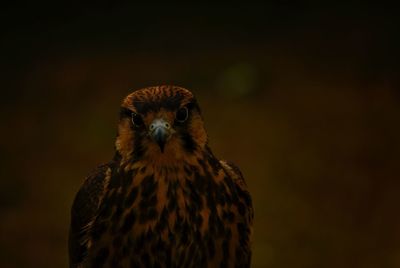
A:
[
  {"left": 176, "top": 107, "right": 189, "bottom": 123},
  {"left": 131, "top": 112, "right": 144, "bottom": 127}
]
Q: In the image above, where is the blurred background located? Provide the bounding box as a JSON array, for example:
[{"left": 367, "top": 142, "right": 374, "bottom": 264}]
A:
[{"left": 1, "top": 3, "right": 399, "bottom": 268}]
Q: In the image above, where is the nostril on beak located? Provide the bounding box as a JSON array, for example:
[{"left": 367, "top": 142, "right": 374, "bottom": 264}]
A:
[{"left": 150, "top": 120, "right": 170, "bottom": 131}]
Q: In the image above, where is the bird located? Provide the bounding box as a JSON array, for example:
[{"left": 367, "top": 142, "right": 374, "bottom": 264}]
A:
[{"left": 68, "top": 85, "right": 254, "bottom": 268}]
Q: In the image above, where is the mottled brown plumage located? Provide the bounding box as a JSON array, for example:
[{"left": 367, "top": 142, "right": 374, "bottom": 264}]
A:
[{"left": 69, "top": 85, "right": 253, "bottom": 267}]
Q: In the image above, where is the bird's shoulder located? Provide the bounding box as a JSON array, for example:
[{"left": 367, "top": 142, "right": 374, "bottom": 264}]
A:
[
  {"left": 219, "top": 160, "right": 248, "bottom": 193},
  {"left": 69, "top": 162, "right": 114, "bottom": 267},
  {"left": 70, "top": 163, "right": 112, "bottom": 226},
  {"left": 219, "top": 160, "right": 253, "bottom": 218}
]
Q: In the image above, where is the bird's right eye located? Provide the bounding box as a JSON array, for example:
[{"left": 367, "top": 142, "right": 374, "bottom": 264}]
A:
[{"left": 131, "top": 112, "right": 144, "bottom": 127}]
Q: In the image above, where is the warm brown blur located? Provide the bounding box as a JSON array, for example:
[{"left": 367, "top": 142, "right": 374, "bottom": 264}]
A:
[{"left": 0, "top": 4, "right": 399, "bottom": 268}]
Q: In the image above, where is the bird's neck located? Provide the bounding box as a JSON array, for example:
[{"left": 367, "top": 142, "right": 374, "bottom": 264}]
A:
[{"left": 114, "top": 145, "right": 221, "bottom": 182}]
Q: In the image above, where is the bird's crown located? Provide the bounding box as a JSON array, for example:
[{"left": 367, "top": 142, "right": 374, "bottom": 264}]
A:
[{"left": 122, "top": 85, "right": 195, "bottom": 113}]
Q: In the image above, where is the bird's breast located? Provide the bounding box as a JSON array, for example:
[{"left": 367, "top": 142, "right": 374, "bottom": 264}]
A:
[{"left": 86, "top": 159, "right": 243, "bottom": 267}]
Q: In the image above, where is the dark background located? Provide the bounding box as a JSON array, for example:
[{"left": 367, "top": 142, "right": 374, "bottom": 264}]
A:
[{"left": 1, "top": 3, "right": 399, "bottom": 268}]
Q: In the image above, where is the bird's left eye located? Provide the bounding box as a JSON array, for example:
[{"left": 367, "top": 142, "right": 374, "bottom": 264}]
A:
[
  {"left": 131, "top": 112, "right": 144, "bottom": 127},
  {"left": 176, "top": 107, "right": 188, "bottom": 123}
]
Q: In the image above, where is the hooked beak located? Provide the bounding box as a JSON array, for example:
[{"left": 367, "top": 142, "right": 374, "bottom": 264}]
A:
[{"left": 149, "top": 118, "right": 171, "bottom": 152}]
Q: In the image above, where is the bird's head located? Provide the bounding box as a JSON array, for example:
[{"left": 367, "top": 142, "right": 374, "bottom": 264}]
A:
[{"left": 115, "top": 86, "right": 208, "bottom": 164}]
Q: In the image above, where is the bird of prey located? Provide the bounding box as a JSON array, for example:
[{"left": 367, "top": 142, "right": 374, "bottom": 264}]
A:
[{"left": 69, "top": 85, "right": 253, "bottom": 268}]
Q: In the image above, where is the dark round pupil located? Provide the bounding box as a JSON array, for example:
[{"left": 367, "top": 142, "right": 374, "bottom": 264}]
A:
[
  {"left": 131, "top": 113, "right": 143, "bottom": 126},
  {"left": 176, "top": 107, "right": 188, "bottom": 122}
]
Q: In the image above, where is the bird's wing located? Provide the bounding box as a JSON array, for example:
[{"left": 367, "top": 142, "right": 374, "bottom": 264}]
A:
[
  {"left": 68, "top": 163, "right": 112, "bottom": 268},
  {"left": 220, "top": 160, "right": 254, "bottom": 267},
  {"left": 220, "top": 160, "right": 254, "bottom": 223}
]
